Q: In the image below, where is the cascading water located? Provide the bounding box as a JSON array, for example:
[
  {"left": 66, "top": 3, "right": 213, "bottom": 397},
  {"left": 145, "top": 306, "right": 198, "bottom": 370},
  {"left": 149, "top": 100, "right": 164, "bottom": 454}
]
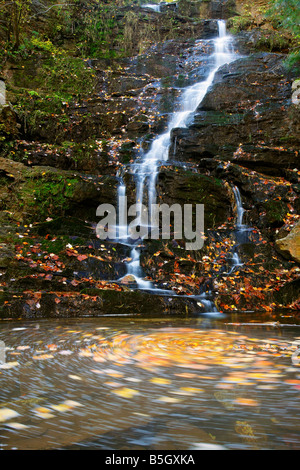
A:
[
  {"left": 116, "top": 21, "right": 238, "bottom": 311},
  {"left": 227, "top": 185, "right": 249, "bottom": 274},
  {"left": 233, "top": 185, "right": 246, "bottom": 230}
]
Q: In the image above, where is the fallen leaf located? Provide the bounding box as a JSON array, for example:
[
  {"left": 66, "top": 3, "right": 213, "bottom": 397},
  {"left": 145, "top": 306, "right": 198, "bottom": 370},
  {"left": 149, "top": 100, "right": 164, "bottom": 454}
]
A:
[
  {"left": 5, "top": 422, "right": 29, "bottom": 430},
  {"left": 234, "top": 398, "right": 260, "bottom": 407},
  {"left": 0, "top": 361, "right": 19, "bottom": 369},
  {"left": 157, "top": 396, "right": 182, "bottom": 403},
  {"left": 149, "top": 377, "right": 171, "bottom": 385},
  {"left": 0, "top": 408, "right": 20, "bottom": 422},
  {"left": 112, "top": 388, "right": 140, "bottom": 398},
  {"left": 32, "top": 354, "right": 54, "bottom": 360}
]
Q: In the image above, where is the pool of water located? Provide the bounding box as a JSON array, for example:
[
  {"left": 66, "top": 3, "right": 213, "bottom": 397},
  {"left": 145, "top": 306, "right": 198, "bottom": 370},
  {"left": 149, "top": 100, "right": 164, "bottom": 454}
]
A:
[{"left": 0, "top": 314, "right": 300, "bottom": 450}]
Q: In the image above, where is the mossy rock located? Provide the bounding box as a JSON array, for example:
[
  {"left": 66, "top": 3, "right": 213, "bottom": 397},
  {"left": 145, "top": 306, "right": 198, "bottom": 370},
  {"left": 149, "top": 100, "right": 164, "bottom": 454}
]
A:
[{"left": 0, "top": 159, "right": 117, "bottom": 224}]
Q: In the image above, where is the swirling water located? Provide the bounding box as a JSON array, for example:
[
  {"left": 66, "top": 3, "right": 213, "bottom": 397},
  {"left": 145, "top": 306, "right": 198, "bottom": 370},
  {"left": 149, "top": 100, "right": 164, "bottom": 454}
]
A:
[{"left": 0, "top": 316, "right": 300, "bottom": 450}]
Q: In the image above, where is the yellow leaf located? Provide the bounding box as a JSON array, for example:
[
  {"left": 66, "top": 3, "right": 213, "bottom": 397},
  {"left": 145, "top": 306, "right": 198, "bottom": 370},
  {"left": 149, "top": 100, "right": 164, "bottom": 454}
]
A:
[
  {"left": 34, "top": 407, "right": 52, "bottom": 413},
  {"left": 234, "top": 398, "right": 260, "bottom": 407},
  {"left": 0, "top": 361, "right": 19, "bottom": 369},
  {"left": 32, "top": 354, "right": 54, "bottom": 360},
  {"left": 112, "top": 388, "right": 140, "bottom": 399},
  {"left": 33, "top": 407, "right": 55, "bottom": 419},
  {"left": 104, "top": 381, "right": 122, "bottom": 387},
  {"left": 180, "top": 387, "right": 204, "bottom": 393},
  {"left": 50, "top": 400, "right": 83, "bottom": 411},
  {"left": 0, "top": 408, "right": 19, "bottom": 422},
  {"left": 6, "top": 422, "right": 29, "bottom": 430},
  {"left": 149, "top": 377, "right": 171, "bottom": 385},
  {"left": 157, "top": 396, "right": 182, "bottom": 403},
  {"left": 51, "top": 404, "right": 72, "bottom": 412}
]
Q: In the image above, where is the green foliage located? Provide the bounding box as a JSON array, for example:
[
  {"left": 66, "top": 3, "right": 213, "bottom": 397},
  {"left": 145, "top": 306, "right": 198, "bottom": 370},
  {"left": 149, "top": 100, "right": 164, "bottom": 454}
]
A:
[
  {"left": 284, "top": 50, "right": 300, "bottom": 74},
  {"left": 266, "top": 0, "right": 300, "bottom": 73},
  {"left": 29, "top": 36, "right": 61, "bottom": 54},
  {"left": 72, "top": 3, "right": 121, "bottom": 58},
  {"left": 266, "top": 0, "right": 300, "bottom": 38},
  {"left": 1, "top": 0, "right": 32, "bottom": 47}
]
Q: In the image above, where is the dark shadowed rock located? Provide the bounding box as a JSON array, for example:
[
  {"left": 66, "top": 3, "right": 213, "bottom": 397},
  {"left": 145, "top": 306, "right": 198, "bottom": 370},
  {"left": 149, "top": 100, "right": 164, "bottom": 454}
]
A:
[{"left": 157, "top": 167, "right": 232, "bottom": 228}]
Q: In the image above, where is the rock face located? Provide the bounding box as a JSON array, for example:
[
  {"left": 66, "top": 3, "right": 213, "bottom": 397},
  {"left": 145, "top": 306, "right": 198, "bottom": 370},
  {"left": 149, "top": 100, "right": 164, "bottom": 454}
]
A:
[
  {"left": 157, "top": 167, "right": 232, "bottom": 228},
  {"left": 0, "top": 157, "right": 117, "bottom": 223},
  {"left": 176, "top": 0, "right": 237, "bottom": 19},
  {"left": 171, "top": 53, "right": 299, "bottom": 173},
  {"left": 276, "top": 222, "right": 300, "bottom": 263},
  {"left": 170, "top": 52, "right": 300, "bottom": 237}
]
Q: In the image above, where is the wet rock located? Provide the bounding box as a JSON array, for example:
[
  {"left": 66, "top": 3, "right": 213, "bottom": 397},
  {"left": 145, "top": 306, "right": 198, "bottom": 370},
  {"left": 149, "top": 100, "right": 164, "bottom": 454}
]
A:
[
  {"left": 160, "top": 2, "right": 178, "bottom": 13},
  {"left": 126, "top": 115, "right": 150, "bottom": 135},
  {"left": 0, "top": 158, "right": 118, "bottom": 223},
  {"left": 0, "top": 288, "right": 199, "bottom": 318},
  {"left": 119, "top": 274, "right": 138, "bottom": 285},
  {"left": 172, "top": 53, "right": 299, "bottom": 173},
  {"left": 157, "top": 167, "right": 232, "bottom": 228},
  {"left": 233, "top": 29, "right": 293, "bottom": 55},
  {"left": 208, "top": 0, "right": 237, "bottom": 19},
  {"left": 195, "top": 159, "right": 298, "bottom": 238}
]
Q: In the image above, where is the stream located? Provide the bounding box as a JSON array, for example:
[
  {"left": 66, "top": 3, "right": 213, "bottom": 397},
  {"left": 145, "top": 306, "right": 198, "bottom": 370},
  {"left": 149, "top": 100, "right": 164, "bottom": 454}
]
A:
[{"left": 0, "top": 315, "right": 300, "bottom": 450}]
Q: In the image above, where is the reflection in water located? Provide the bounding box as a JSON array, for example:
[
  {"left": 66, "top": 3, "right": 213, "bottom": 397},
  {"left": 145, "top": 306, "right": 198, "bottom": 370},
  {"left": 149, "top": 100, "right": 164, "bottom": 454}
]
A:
[{"left": 0, "top": 316, "right": 300, "bottom": 450}]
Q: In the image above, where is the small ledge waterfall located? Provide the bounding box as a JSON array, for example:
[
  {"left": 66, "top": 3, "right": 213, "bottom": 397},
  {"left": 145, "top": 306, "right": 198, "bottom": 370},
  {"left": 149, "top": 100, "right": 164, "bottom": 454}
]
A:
[{"left": 142, "top": 3, "right": 161, "bottom": 12}]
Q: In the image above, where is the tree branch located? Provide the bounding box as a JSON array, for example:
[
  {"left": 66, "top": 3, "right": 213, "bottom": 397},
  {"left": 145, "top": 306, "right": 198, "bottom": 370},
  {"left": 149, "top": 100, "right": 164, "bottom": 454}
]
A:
[{"left": 27, "top": 2, "right": 76, "bottom": 19}]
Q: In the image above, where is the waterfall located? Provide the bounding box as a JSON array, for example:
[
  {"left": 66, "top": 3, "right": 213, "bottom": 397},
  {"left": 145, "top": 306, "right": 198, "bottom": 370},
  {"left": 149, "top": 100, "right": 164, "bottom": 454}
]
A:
[
  {"left": 115, "top": 20, "right": 238, "bottom": 312},
  {"left": 232, "top": 185, "right": 245, "bottom": 229},
  {"left": 227, "top": 185, "right": 248, "bottom": 274}
]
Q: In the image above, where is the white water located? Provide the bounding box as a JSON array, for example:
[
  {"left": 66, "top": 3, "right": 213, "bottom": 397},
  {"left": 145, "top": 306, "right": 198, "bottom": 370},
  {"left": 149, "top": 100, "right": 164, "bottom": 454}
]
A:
[
  {"left": 227, "top": 185, "right": 248, "bottom": 274},
  {"left": 233, "top": 185, "right": 245, "bottom": 229},
  {"left": 117, "top": 21, "right": 238, "bottom": 310},
  {"left": 142, "top": 3, "right": 161, "bottom": 12}
]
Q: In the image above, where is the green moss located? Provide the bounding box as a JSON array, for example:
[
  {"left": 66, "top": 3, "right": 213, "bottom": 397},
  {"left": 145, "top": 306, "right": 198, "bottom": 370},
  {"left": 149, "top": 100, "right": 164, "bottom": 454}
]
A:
[
  {"left": 40, "top": 235, "right": 84, "bottom": 254},
  {"left": 227, "top": 15, "right": 255, "bottom": 33},
  {"left": 15, "top": 172, "right": 79, "bottom": 221},
  {"left": 254, "top": 31, "right": 291, "bottom": 52}
]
